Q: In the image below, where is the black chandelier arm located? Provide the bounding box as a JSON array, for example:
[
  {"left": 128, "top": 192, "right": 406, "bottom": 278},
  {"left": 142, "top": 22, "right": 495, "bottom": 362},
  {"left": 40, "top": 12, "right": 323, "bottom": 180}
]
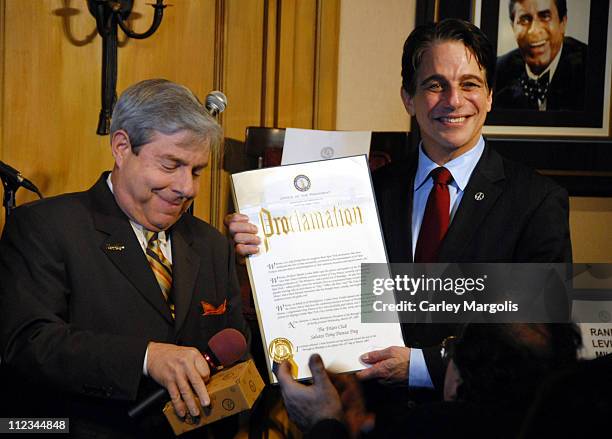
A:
[
  {"left": 97, "top": 21, "right": 119, "bottom": 135},
  {"left": 87, "top": 0, "right": 166, "bottom": 135},
  {"left": 116, "top": 1, "right": 166, "bottom": 40},
  {"left": 89, "top": 0, "right": 112, "bottom": 37}
]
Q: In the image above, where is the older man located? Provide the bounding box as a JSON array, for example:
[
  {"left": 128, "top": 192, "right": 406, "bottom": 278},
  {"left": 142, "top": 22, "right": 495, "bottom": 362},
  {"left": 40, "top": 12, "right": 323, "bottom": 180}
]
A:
[
  {"left": 494, "top": 0, "right": 587, "bottom": 111},
  {"left": 0, "top": 79, "right": 248, "bottom": 438}
]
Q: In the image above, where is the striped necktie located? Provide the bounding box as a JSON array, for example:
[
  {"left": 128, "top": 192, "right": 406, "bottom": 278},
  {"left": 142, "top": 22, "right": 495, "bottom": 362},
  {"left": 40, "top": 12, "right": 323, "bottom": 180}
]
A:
[{"left": 145, "top": 231, "right": 175, "bottom": 319}]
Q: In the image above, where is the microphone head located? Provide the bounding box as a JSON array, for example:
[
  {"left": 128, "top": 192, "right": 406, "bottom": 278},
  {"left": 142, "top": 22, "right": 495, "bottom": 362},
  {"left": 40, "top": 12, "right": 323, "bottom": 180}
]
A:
[
  {"left": 205, "top": 91, "right": 227, "bottom": 116},
  {"left": 208, "top": 328, "right": 247, "bottom": 367}
]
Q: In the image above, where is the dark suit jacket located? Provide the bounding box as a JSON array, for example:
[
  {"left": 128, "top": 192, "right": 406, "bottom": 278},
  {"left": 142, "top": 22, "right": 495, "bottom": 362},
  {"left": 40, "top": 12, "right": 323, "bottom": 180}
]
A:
[
  {"left": 0, "top": 173, "right": 248, "bottom": 438},
  {"left": 494, "top": 37, "right": 588, "bottom": 111},
  {"left": 372, "top": 143, "right": 572, "bottom": 388}
]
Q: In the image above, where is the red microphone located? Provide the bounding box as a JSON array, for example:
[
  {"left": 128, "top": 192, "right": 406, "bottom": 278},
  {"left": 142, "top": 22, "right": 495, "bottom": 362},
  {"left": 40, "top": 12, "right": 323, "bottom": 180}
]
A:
[
  {"left": 201, "top": 328, "right": 246, "bottom": 372},
  {"left": 128, "top": 328, "right": 247, "bottom": 418}
]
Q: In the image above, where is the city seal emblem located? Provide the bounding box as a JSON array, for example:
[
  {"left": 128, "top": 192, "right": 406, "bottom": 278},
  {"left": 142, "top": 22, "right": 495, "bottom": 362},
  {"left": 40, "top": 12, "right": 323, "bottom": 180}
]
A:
[
  {"left": 320, "top": 146, "right": 335, "bottom": 159},
  {"left": 294, "top": 174, "right": 311, "bottom": 192}
]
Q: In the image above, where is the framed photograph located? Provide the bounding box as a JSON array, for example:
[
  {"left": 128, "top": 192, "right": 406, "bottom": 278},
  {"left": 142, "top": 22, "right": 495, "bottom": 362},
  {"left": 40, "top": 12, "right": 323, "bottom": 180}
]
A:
[{"left": 475, "top": 0, "right": 612, "bottom": 137}]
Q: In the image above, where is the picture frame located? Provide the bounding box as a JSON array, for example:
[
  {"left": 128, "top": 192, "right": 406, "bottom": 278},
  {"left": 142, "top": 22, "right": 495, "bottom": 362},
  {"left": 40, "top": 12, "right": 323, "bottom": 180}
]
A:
[{"left": 476, "top": 0, "right": 612, "bottom": 137}]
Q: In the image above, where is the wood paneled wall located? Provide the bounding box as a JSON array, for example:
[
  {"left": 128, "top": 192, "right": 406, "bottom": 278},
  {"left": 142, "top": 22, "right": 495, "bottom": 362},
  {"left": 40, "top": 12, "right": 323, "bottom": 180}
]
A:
[{"left": 0, "top": 0, "right": 339, "bottom": 231}]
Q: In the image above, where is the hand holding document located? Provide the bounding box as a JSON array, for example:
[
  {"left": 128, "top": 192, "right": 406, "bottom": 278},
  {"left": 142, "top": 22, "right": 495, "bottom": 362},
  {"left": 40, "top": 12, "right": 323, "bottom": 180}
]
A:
[{"left": 231, "top": 155, "right": 404, "bottom": 382}]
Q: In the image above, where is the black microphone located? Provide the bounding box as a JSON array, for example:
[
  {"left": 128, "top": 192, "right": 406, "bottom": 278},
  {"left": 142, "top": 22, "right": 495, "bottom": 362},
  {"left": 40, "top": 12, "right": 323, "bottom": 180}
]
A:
[
  {"left": 204, "top": 91, "right": 227, "bottom": 117},
  {"left": 128, "top": 328, "right": 247, "bottom": 418},
  {"left": 0, "top": 161, "right": 42, "bottom": 197}
]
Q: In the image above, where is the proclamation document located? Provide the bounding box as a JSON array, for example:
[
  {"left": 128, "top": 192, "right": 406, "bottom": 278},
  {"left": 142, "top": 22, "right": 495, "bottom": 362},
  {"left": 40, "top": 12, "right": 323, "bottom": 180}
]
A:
[{"left": 231, "top": 156, "right": 405, "bottom": 382}]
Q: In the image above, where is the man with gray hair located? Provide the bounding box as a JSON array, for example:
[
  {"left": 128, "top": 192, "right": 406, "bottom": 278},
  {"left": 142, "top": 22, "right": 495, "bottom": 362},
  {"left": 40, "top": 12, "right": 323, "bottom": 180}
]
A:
[{"left": 0, "top": 79, "right": 248, "bottom": 438}]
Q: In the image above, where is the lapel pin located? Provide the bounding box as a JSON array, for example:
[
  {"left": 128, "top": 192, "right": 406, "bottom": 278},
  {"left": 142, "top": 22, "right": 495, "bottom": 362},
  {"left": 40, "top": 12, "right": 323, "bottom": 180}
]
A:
[
  {"left": 105, "top": 244, "right": 125, "bottom": 251},
  {"left": 474, "top": 192, "right": 485, "bottom": 201}
]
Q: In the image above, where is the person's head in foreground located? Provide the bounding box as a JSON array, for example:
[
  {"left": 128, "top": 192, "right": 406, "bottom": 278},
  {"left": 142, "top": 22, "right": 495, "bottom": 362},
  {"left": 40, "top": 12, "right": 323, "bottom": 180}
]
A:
[{"left": 443, "top": 322, "right": 581, "bottom": 404}]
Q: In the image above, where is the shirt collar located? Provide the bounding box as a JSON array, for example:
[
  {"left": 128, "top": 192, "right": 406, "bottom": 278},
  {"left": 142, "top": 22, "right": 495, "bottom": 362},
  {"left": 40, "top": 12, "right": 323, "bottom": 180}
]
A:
[
  {"left": 414, "top": 136, "right": 485, "bottom": 192},
  {"left": 106, "top": 173, "right": 168, "bottom": 242},
  {"left": 525, "top": 43, "right": 563, "bottom": 81}
]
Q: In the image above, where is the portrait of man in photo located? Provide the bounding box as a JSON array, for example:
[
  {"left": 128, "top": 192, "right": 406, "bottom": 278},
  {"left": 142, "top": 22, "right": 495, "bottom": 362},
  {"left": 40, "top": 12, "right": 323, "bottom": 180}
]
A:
[{"left": 493, "top": 0, "right": 588, "bottom": 111}]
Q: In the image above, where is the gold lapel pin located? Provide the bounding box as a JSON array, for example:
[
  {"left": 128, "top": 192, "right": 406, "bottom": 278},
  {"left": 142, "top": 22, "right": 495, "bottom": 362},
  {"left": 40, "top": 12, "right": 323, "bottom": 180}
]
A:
[{"left": 105, "top": 244, "right": 125, "bottom": 251}]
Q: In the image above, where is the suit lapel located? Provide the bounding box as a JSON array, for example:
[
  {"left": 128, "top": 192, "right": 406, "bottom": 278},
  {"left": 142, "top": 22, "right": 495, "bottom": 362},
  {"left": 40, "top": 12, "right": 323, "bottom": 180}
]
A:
[
  {"left": 438, "top": 145, "right": 505, "bottom": 261},
  {"left": 90, "top": 174, "right": 174, "bottom": 323},
  {"left": 170, "top": 218, "right": 201, "bottom": 334}
]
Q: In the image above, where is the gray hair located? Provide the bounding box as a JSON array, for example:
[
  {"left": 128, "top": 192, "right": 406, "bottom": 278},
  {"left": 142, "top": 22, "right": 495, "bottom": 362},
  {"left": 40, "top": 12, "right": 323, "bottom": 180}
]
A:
[{"left": 110, "top": 79, "right": 222, "bottom": 153}]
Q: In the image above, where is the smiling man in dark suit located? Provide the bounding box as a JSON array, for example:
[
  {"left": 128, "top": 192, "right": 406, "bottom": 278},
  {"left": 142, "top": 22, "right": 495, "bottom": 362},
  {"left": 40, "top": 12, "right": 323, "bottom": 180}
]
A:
[
  {"left": 225, "top": 18, "right": 571, "bottom": 413},
  {"left": 354, "top": 16, "right": 571, "bottom": 398},
  {"left": 0, "top": 79, "right": 248, "bottom": 438},
  {"left": 248, "top": 19, "right": 572, "bottom": 436}
]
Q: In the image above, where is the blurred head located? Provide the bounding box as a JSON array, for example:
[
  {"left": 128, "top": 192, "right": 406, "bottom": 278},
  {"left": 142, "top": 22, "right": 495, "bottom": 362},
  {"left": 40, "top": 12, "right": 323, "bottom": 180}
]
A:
[
  {"left": 109, "top": 79, "right": 222, "bottom": 231},
  {"left": 400, "top": 19, "right": 495, "bottom": 163},
  {"left": 509, "top": 0, "right": 567, "bottom": 74},
  {"left": 443, "top": 323, "right": 581, "bottom": 405}
]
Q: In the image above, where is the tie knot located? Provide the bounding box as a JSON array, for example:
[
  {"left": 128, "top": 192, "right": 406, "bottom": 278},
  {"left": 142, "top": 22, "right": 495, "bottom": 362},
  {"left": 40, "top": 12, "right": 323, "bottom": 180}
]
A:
[
  {"left": 430, "top": 167, "right": 453, "bottom": 185},
  {"left": 145, "top": 230, "right": 159, "bottom": 246}
]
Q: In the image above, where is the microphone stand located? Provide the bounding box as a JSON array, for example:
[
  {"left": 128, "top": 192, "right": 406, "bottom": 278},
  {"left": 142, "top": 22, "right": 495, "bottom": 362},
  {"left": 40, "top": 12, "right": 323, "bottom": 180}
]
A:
[
  {"left": 187, "top": 92, "right": 227, "bottom": 217},
  {"left": 1, "top": 177, "right": 18, "bottom": 221},
  {"left": 1, "top": 175, "right": 43, "bottom": 222}
]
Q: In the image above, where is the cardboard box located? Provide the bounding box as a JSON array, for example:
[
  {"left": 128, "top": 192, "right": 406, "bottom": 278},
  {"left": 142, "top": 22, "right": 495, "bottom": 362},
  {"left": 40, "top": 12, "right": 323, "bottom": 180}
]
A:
[{"left": 163, "top": 359, "right": 265, "bottom": 436}]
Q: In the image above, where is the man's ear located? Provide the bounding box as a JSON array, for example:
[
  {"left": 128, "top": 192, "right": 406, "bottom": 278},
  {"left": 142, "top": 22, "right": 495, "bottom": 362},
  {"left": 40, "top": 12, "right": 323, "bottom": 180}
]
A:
[
  {"left": 401, "top": 87, "right": 415, "bottom": 116},
  {"left": 560, "top": 15, "right": 567, "bottom": 35},
  {"left": 110, "top": 130, "right": 131, "bottom": 167}
]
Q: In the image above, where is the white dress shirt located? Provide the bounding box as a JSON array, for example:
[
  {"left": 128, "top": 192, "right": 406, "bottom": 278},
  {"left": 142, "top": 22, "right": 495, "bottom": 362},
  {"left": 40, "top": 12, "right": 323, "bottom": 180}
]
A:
[{"left": 408, "top": 137, "right": 485, "bottom": 387}]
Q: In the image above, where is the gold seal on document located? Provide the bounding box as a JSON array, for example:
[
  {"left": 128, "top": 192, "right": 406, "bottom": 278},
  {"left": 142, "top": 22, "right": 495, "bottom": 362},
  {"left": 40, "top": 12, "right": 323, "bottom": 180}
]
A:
[{"left": 269, "top": 338, "right": 294, "bottom": 362}]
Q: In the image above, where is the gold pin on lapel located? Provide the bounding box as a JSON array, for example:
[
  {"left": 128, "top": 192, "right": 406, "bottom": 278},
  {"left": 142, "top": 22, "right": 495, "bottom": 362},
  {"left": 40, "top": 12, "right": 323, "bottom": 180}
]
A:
[{"left": 105, "top": 244, "right": 125, "bottom": 251}]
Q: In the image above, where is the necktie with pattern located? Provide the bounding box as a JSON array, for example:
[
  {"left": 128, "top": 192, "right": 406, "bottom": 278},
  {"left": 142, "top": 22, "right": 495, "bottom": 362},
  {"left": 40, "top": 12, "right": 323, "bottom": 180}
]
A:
[
  {"left": 414, "top": 167, "right": 453, "bottom": 263},
  {"left": 520, "top": 71, "right": 550, "bottom": 109},
  {"left": 145, "top": 231, "right": 175, "bottom": 319}
]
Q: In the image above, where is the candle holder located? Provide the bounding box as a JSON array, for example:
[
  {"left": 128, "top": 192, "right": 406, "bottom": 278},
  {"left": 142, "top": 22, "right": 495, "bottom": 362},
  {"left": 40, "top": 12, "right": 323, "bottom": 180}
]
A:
[{"left": 87, "top": 0, "right": 167, "bottom": 135}]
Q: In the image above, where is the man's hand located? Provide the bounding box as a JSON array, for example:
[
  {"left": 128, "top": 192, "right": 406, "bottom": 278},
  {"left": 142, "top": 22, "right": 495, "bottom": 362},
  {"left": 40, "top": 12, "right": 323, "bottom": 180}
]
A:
[
  {"left": 276, "top": 354, "right": 344, "bottom": 432},
  {"left": 224, "top": 213, "right": 260, "bottom": 257},
  {"left": 355, "top": 346, "right": 411, "bottom": 385},
  {"left": 146, "top": 342, "right": 211, "bottom": 418}
]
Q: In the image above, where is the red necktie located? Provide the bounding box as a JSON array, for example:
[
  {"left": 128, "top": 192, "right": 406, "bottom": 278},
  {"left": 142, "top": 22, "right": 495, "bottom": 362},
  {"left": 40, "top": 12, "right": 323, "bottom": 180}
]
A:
[{"left": 414, "top": 167, "right": 453, "bottom": 263}]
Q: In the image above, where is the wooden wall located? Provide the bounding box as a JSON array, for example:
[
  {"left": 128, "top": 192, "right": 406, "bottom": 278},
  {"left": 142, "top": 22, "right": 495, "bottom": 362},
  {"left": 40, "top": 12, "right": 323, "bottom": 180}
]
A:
[
  {"left": 0, "top": 0, "right": 339, "bottom": 231},
  {"left": 336, "top": 0, "right": 413, "bottom": 131},
  {"left": 2, "top": 1, "right": 609, "bottom": 263}
]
